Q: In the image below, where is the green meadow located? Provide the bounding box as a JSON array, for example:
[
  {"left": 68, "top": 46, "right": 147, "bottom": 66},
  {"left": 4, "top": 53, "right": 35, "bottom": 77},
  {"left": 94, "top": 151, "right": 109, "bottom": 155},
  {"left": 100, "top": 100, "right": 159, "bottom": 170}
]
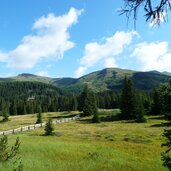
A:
[{"left": 0, "top": 110, "right": 168, "bottom": 171}]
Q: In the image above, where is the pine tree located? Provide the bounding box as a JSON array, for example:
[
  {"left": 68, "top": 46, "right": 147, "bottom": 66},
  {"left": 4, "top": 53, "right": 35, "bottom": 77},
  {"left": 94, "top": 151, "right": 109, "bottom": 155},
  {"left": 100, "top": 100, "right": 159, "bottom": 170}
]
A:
[
  {"left": 36, "top": 105, "right": 42, "bottom": 124},
  {"left": 2, "top": 107, "right": 9, "bottom": 122},
  {"left": 161, "top": 129, "right": 171, "bottom": 170},
  {"left": 81, "top": 85, "right": 98, "bottom": 116},
  {"left": 160, "top": 82, "right": 171, "bottom": 170},
  {"left": 83, "top": 97, "right": 92, "bottom": 116},
  {"left": 92, "top": 110, "right": 100, "bottom": 123},
  {"left": 10, "top": 102, "right": 17, "bottom": 115},
  {"left": 71, "top": 95, "right": 77, "bottom": 111},
  {"left": 78, "top": 85, "right": 88, "bottom": 112},
  {"left": 134, "top": 95, "right": 146, "bottom": 123},
  {"left": 120, "top": 77, "right": 146, "bottom": 121},
  {"left": 160, "top": 82, "right": 171, "bottom": 122},
  {"left": 23, "top": 104, "right": 27, "bottom": 115},
  {"left": 151, "top": 88, "right": 162, "bottom": 115},
  {"left": 120, "top": 77, "right": 137, "bottom": 120},
  {"left": 44, "top": 118, "right": 54, "bottom": 136},
  {"left": 0, "top": 135, "right": 20, "bottom": 161}
]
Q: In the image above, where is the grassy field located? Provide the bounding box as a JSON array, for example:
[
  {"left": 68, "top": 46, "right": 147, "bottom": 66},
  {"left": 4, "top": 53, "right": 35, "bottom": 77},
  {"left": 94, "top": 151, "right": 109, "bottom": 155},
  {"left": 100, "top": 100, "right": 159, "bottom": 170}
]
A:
[
  {"left": 0, "top": 111, "right": 77, "bottom": 131},
  {"left": 0, "top": 110, "right": 168, "bottom": 171}
]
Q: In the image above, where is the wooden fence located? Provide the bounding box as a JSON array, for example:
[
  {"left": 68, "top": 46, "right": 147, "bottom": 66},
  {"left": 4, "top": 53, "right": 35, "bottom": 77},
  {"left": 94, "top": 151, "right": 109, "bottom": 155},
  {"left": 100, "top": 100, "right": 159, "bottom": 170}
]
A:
[{"left": 0, "top": 115, "right": 80, "bottom": 136}]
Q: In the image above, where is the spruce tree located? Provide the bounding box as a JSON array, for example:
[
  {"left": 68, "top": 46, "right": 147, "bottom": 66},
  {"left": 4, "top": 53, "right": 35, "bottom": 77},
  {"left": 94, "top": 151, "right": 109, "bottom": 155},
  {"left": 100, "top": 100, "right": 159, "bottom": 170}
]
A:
[
  {"left": 78, "top": 85, "right": 88, "bottom": 112},
  {"left": 36, "top": 113, "right": 42, "bottom": 124},
  {"left": 36, "top": 105, "right": 42, "bottom": 124},
  {"left": 161, "top": 129, "right": 171, "bottom": 170},
  {"left": 134, "top": 95, "right": 146, "bottom": 123},
  {"left": 0, "top": 135, "right": 20, "bottom": 161},
  {"left": 81, "top": 85, "right": 98, "bottom": 116},
  {"left": 160, "top": 82, "right": 171, "bottom": 122},
  {"left": 151, "top": 88, "right": 162, "bottom": 115},
  {"left": 120, "top": 77, "right": 137, "bottom": 120},
  {"left": 160, "top": 82, "right": 171, "bottom": 170},
  {"left": 92, "top": 110, "right": 100, "bottom": 123},
  {"left": 120, "top": 77, "right": 146, "bottom": 121},
  {"left": 10, "top": 102, "right": 17, "bottom": 115},
  {"left": 44, "top": 118, "right": 54, "bottom": 136},
  {"left": 23, "top": 104, "right": 27, "bottom": 115},
  {"left": 2, "top": 107, "right": 9, "bottom": 122},
  {"left": 83, "top": 96, "right": 92, "bottom": 116}
]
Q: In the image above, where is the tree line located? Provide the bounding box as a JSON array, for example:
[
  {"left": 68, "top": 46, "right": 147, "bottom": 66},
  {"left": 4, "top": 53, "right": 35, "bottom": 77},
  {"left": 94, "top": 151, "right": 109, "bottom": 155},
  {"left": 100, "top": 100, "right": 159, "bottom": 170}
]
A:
[{"left": 0, "top": 81, "right": 167, "bottom": 118}]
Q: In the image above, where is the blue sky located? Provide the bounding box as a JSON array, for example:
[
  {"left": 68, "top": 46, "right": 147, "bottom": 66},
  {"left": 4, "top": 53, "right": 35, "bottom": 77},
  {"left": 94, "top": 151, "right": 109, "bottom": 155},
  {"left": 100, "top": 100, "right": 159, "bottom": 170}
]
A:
[{"left": 0, "top": 0, "right": 171, "bottom": 78}]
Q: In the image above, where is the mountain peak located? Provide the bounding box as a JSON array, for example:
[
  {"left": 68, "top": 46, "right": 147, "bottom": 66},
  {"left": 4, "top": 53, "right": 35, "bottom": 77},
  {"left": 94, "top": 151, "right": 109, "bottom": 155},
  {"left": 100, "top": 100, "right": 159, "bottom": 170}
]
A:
[{"left": 18, "top": 73, "right": 37, "bottom": 77}]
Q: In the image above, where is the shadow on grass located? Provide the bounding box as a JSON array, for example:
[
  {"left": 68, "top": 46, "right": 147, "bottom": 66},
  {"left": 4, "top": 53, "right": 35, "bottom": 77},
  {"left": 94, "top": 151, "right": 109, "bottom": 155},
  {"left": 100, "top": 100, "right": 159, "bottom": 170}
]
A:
[
  {"left": 51, "top": 114, "right": 78, "bottom": 119},
  {"left": 78, "top": 118, "right": 92, "bottom": 124},
  {"left": 0, "top": 119, "right": 9, "bottom": 123},
  {"left": 100, "top": 114, "right": 121, "bottom": 122},
  {"left": 78, "top": 114, "right": 122, "bottom": 124},
  {"left": 29, "top": 132, "right": 63, "bottom": 137},
  {"left": 150, "top": 122, "right": 171, "bottom": 127},
  {"left": 148, "top": 115, "right": 166, "bottom": 120}
]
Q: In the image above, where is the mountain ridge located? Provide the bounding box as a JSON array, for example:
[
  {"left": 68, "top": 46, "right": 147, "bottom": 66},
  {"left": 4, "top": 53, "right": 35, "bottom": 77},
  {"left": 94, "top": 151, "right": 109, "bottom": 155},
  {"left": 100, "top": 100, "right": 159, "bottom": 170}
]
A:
[{"left": 0, "top": 68, "right": 171, "bottom": 93}]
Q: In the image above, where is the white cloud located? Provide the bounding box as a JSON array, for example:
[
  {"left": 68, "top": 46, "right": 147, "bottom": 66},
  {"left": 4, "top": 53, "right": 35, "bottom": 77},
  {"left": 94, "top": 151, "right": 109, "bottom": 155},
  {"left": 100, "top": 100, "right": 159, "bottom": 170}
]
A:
[
  {"left": 104, "top": 58, "right": 117, "bottom": 68},
  {"left": 75, "top": 66, "right": 87, "bottom": 78},
  {"left": 75, "top": 31, "right": 138, "bottom": 77},
  {"left": 0, "top": 8, "right": 83, "bottom": 69},
  {"left": 36, "top": 71, "right": 49, "bottom": 77},
  {"left": 132, "top": 41, "right": 171, "bottom": 71}
]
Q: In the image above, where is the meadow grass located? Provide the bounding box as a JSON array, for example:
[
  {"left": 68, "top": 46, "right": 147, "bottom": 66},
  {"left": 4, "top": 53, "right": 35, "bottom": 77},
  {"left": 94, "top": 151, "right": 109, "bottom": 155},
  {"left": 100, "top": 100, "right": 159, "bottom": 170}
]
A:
[
  {"left": 0, "top": 111, "right": 77, "bottom": 131},
  {"left": 0, "top": 110, "right": 168, "bottom": 171}
]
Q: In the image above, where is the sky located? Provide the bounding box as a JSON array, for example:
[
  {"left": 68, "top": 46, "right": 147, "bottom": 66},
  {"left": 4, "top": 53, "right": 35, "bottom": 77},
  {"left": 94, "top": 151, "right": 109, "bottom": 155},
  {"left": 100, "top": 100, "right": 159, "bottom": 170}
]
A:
[{"left": 0, "top": 0, "right": 171, "bottom": 78}]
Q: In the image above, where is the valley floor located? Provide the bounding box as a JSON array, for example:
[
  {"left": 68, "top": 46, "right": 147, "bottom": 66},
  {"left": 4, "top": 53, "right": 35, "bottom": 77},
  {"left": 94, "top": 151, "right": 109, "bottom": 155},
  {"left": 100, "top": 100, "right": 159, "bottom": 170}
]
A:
[{"left": 0, "top": 111, "right": 168, "bottom": 171}]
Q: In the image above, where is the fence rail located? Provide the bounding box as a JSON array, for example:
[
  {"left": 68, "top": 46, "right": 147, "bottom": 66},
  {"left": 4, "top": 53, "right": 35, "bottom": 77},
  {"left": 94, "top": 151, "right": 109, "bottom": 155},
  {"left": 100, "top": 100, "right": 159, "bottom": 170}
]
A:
[{"left": 0, "top": 115, "right": 80, "bottom": 136}]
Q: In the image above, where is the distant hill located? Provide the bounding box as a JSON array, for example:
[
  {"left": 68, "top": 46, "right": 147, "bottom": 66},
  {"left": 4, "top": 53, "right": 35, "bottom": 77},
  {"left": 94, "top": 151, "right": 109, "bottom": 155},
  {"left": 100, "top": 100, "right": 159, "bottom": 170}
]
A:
[
  {"left": 162, "top": 71, "right": 171, "bottom": 76},
  {"left": 57, "top": 68, "right": 171, "bottom": 92},
  {"left": 0, "top": 68, "right": 171, "bottom": 93}
]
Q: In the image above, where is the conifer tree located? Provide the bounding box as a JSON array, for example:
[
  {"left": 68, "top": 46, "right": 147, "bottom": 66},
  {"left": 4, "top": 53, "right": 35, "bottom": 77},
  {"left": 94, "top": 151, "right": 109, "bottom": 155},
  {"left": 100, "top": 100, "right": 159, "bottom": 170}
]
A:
[
  {"left": 78, "top": 85, "right": 88, "bottom": 112},
  {"left": 81, "top": 85, "right": 98, "bottom": 116},
  {"left": 2, "top": 107, "right": 9, "bottom": 122},
  {"left": 161, "top": 129, "right": 171, "bottom": 170},
  {"left": 23, "top": 104, "right": 27, "bottom": 115},
  {"left": 151, "top": 88, "right": 162, "bottom": 115},
  {"left": 10, "top": 102, "right": 17, "bottom": 115},
  {"left": 120, "top": 77, "right": 137, "bottom": 120},
  {"left": 160, "top": 82, "right": 171, "bottom": 170},
  {"left": 0, "top": 135, "right": 20, "bottom": 161},
  {"left": 120, "top": 77, "right": 146, "bottom": 122},
  {"left": 134, "top": 95, "right": 146, "bottom": 123},
  {"left": 92, "top": 110, "right": 100, "bottom": 123},
  {"left": 44, "top": 118, "right": 54, "bottom": 136},
  {"left": 36, "top": 105, "right": 42, "bottom": 124}
]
